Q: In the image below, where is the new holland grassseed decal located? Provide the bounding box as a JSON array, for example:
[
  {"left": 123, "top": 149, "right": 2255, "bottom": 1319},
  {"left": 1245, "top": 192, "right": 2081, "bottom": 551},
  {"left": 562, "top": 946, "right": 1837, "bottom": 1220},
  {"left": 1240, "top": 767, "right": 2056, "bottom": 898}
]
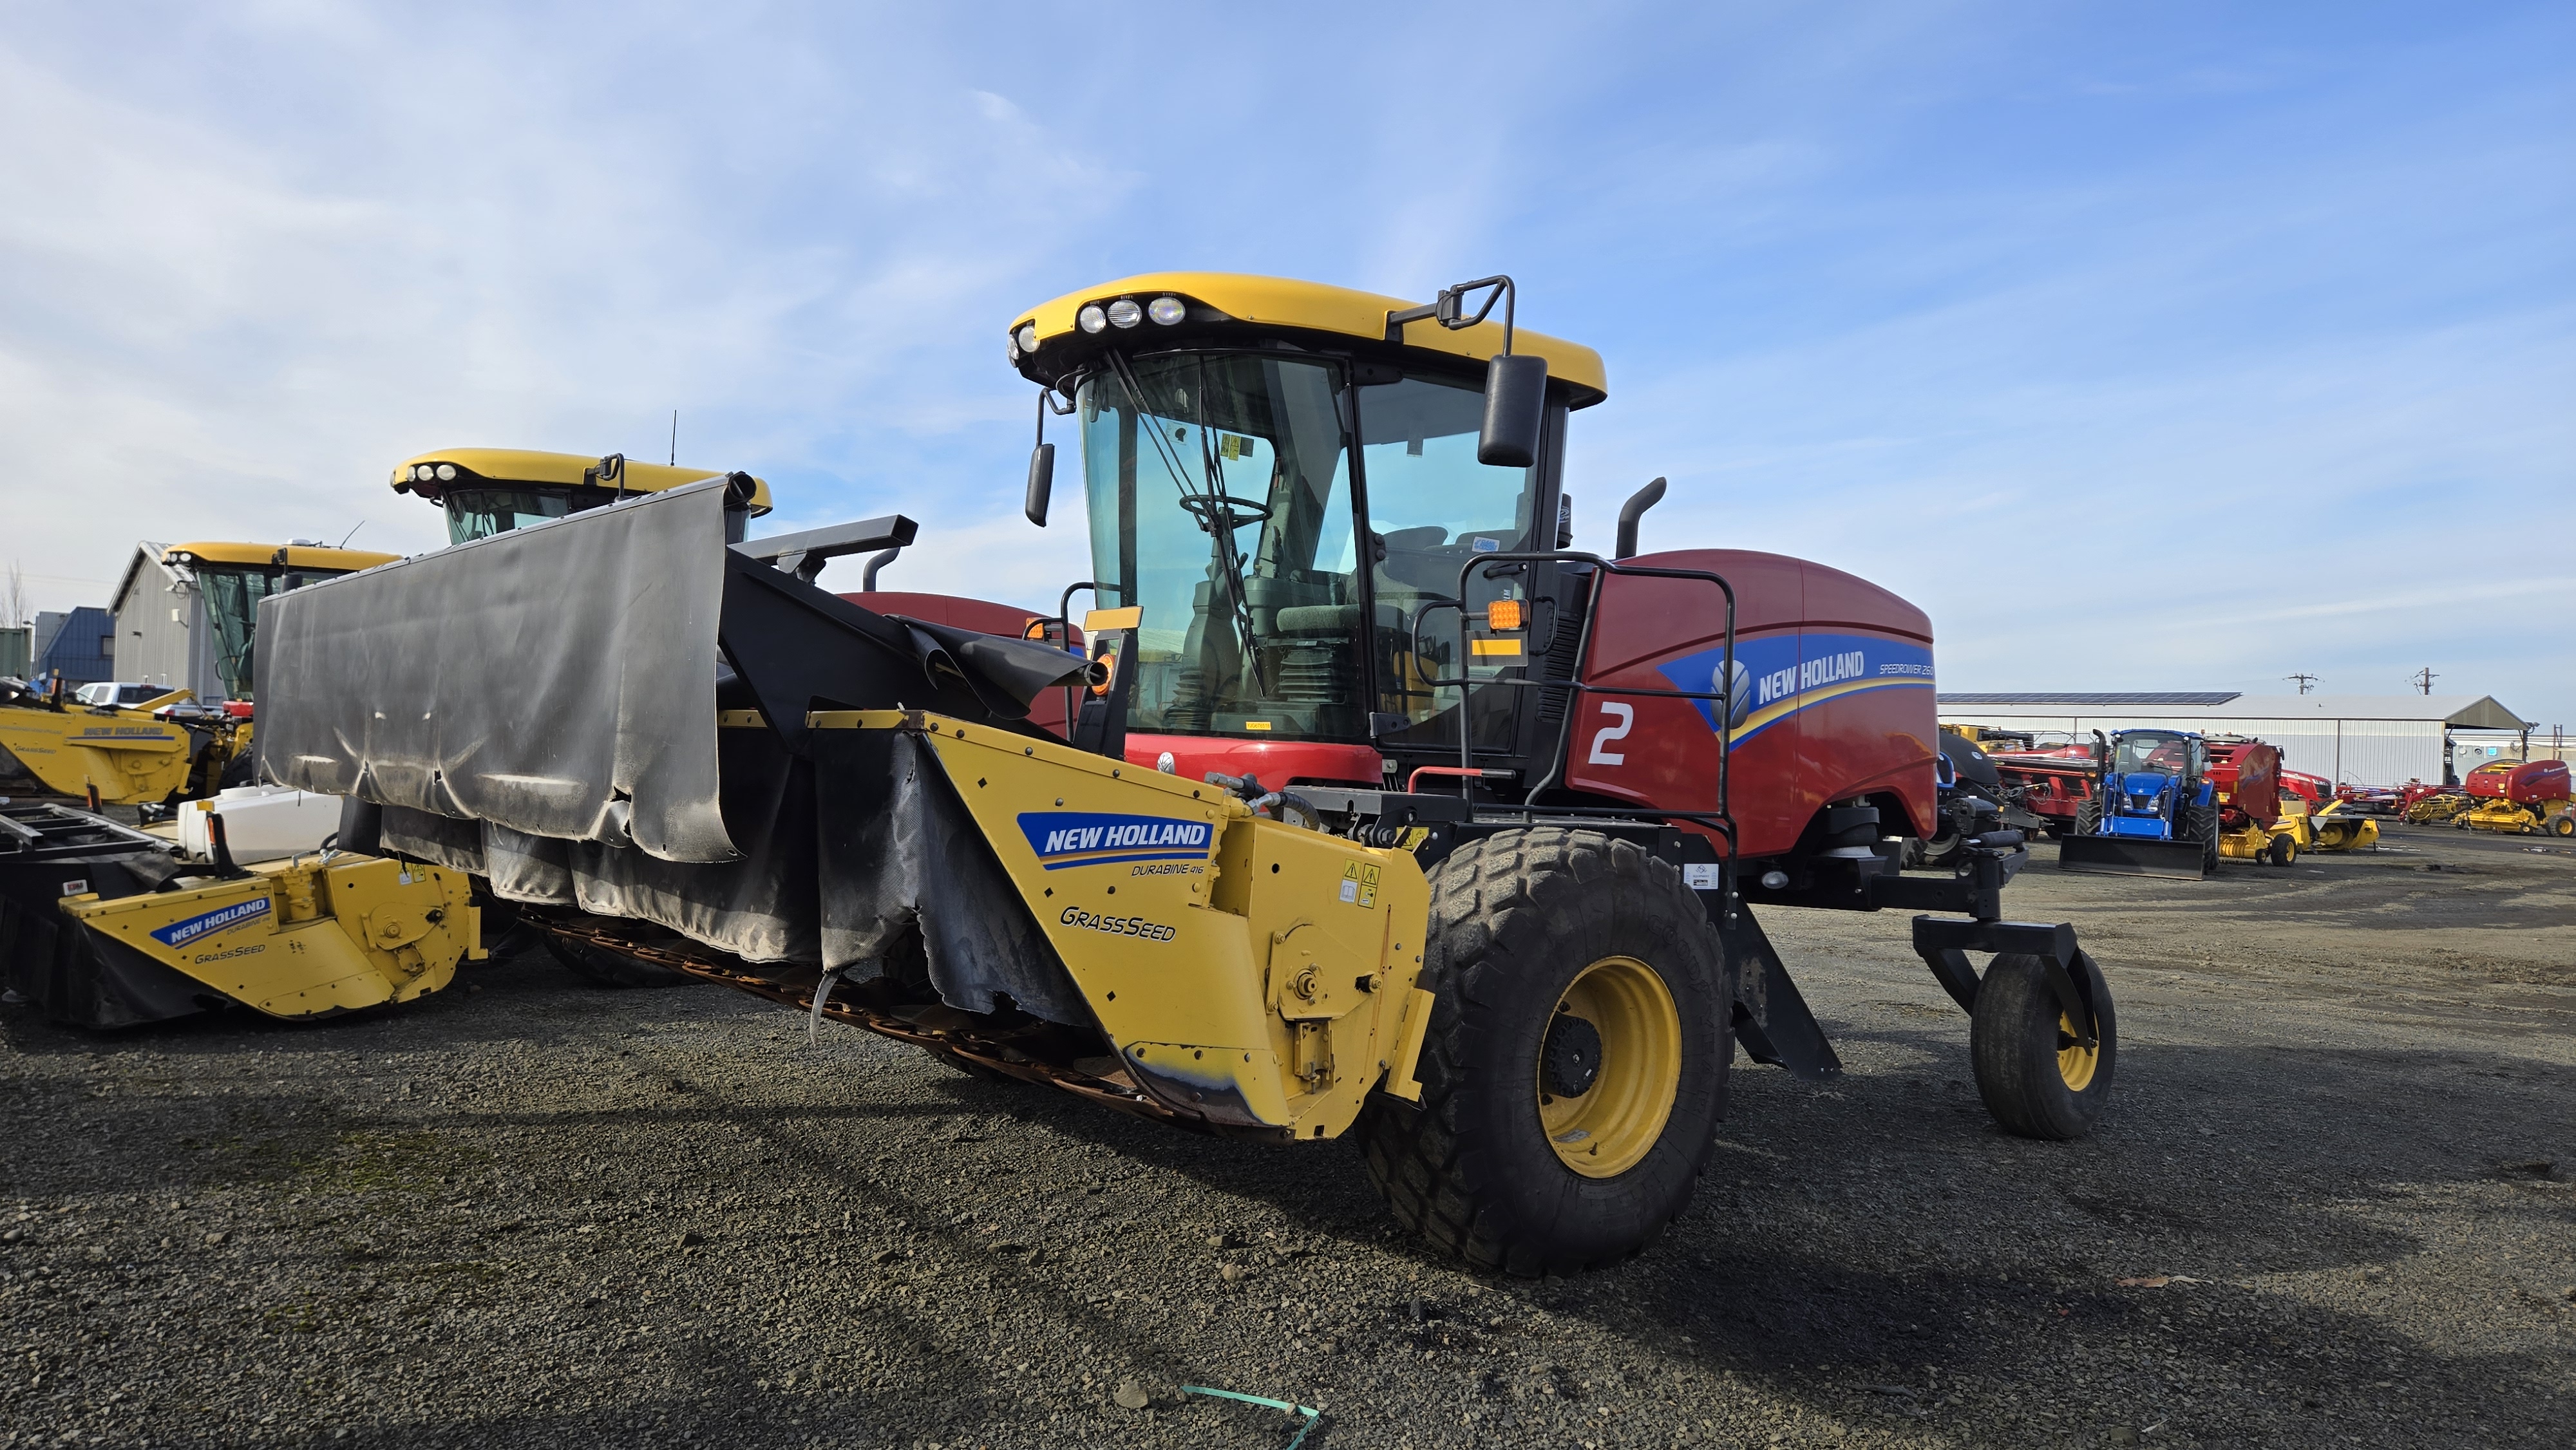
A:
[
  {"left": 1656, "top": 632, "right": 1935, "bottom": 745},
  {"left": 1016, "top": 811, "right": 1215, "bottom": 871},
  {"left": 1058, "top": 906, "right": 1178, "bottom": 941},
  {"left": 149, "top": 895, "right": 274, "bottom": 948}
]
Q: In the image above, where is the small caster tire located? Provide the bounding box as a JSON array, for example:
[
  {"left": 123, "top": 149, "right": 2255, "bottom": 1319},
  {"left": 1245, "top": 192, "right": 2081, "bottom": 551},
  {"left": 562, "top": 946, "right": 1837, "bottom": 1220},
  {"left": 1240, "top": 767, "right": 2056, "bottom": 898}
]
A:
[{"left": 1971, "top": 951, "right": 2116, "bottom": 1140}]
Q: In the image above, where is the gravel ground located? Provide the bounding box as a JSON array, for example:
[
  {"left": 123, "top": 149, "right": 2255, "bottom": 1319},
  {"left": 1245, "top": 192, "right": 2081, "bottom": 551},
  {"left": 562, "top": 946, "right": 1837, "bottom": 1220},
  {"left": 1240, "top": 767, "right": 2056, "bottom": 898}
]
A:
[{"left": 3, "top": 822, "right": 2570, "bottom": 1449}]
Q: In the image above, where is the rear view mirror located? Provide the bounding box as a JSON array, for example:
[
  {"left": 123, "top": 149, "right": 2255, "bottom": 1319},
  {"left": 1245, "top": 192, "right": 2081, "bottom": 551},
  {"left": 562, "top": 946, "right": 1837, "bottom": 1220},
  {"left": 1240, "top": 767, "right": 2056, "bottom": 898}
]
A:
[
  {"left": 1479, "top": 353, "right": 1548, "bottom": 469},
  {"left": 1386, "top": 276, "right": 1547, "bottom": 469},
  {"left": 1025, "top": 442, "right": 1055, "bottom": 527}
]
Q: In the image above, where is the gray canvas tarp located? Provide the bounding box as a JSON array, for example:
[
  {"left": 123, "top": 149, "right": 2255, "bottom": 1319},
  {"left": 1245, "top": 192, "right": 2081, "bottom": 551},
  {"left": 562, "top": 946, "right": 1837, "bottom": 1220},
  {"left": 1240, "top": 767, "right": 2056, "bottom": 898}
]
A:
[
  {"left": 256, "top": 478, "right": 1095, "bottom": 1004},
  {"left": 256, "top": 480, "right": 736, "bottom": 863}
]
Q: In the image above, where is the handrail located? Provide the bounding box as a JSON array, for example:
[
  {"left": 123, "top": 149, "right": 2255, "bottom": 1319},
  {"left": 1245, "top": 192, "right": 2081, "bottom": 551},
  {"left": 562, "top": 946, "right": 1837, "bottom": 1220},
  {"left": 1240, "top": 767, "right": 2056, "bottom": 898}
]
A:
[{"left": 1425, "top": 550, "right": 1739, "bottom": 860}]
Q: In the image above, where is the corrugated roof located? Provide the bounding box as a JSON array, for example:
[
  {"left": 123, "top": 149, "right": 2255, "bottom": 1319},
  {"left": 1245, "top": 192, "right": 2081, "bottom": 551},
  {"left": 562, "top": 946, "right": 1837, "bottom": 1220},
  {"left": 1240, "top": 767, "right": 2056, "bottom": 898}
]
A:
[
  {"left": 1936, "top": 693, "right": 2528, "bottom": 729},
  {"left": 1938, "top": 692, "right": 2241, "bottom": 706}
]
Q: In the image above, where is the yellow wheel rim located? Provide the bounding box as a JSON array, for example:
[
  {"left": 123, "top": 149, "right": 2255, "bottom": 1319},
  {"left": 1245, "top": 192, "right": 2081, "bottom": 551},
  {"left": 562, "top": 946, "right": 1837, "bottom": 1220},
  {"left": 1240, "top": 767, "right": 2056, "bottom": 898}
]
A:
[
  {"left": 1535, "top": 956, "right": 1682, "bottom": 1178},
  {"left": 2056, "top": 1012, "right": 2099, "bottom": 1091}
]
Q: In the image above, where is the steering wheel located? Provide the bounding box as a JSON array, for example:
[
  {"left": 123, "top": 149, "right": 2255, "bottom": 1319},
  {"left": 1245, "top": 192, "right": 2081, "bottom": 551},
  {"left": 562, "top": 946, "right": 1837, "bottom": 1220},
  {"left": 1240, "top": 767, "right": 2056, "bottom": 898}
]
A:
[{"left": 1179, "top": 492, "right": 1273, "bottom": 534}]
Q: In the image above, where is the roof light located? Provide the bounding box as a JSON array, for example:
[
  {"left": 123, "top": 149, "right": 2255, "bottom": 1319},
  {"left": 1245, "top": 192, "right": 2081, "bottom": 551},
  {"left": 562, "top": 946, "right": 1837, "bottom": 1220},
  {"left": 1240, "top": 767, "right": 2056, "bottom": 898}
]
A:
[
  {"left": 412, "top": 464, "right": 435, "bottom": 482},
  {"left": 435, "top": 464, "right": 456, "bottom": 482},
  {"left": 1015, "top": 323, "right": 1039, "bottom": 353},
  {"left": 1148, "top": 296, "right": 1186, "bottom": 326},
  {"left": 1106, "top": 298, "right": 1142, "bottom": 329},
  {"left": 1007, "top": 336, "right": 1021, "bottom": 363},
  {"left": 1077, "top": 303, "right": 1108, "bottom": 334}
]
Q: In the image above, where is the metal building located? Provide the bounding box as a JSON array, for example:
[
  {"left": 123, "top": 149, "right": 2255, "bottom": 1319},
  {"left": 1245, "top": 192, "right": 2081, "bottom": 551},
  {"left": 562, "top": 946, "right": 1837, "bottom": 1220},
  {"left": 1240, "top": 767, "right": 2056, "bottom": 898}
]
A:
[
  {"left": 1935, "top": 692, "right": 2533, "bottom": 787},
  {"left": 106, "top": 541, "right": 227, "bottom": 701},
  {"left": 30, "top": 607, "right": 116, "bottom": 689}
]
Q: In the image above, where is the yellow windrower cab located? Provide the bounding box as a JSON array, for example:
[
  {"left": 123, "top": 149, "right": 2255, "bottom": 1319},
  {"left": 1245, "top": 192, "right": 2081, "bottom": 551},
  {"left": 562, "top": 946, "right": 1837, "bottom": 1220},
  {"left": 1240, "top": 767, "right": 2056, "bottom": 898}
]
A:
[
  {"left": 0, "top": 542, "right": 394, "bottom": 808},
  {"left": 214, "top": 272, "right": 2112, "bottom": 1276},
  {"left": 0, "top": 800, "right": 480, "bottom": 1030},
  {"left": 390, "top": 446, "right": 773, "bottom": 545}
]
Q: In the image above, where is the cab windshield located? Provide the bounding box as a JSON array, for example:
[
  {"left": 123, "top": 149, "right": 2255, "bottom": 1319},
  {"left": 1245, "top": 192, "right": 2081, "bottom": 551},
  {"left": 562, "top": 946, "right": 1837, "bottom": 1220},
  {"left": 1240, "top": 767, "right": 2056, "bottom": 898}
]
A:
[
  {"left": 197, "top": 565, "right": 356, "bottom": 699},
  {"left": 443, "top": 487, "right": 576, "bottom": 543},
  {"left": 2113, "top": 731, "right": 2192, "bottom": 776},
  {"left": 1077, "top": 352, "right": 1542, "bottom": 744}
]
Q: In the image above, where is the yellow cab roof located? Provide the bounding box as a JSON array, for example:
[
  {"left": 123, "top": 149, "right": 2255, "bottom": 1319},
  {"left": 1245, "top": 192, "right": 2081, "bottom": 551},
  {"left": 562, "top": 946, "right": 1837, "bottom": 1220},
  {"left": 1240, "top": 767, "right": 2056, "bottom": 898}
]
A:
[
  {"left": 164, "top": 542, "right": 402, "bottom": 572},
  {"left": 1007, "top": 272, "right": 1608, "bottom": 407},
  {"left": 389, "top": 447, "right": 774, "bottom": 515}
]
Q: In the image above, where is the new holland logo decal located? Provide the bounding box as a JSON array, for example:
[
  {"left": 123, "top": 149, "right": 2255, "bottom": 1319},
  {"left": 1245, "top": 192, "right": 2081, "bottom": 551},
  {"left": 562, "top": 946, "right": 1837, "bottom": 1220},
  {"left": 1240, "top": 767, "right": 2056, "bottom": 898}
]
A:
[
  {"left": 1016, "top": 811, "right": 1215, "bottom": 871},
  {"left": 149, "top": 895, "right": 273, "bottom": 948}
]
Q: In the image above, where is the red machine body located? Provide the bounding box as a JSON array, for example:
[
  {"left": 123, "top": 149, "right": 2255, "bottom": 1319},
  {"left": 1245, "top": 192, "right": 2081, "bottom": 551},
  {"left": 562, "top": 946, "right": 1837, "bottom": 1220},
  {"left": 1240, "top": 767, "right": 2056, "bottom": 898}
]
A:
[
  {"left": 2204, "top": 739, "right": 2283, "bottom": 827},
  {"left": 1986, "top": 746, "right": 2099, "bottom": 834},
  {"left": 1123, "top": 734, "right": 1381, "bottom": 789},
  {"left": 1564, "top": 549, "right": 1939, "bottom": 859},
  {"left": 2279, "top": 767, "right": 2331, "bottom": 808},
  {"left": 1066, "top": 547, "right": 1940, "bottom": 863},
  {"left": 2467, "top": 758, "right": 2572, "bottom": 804}
]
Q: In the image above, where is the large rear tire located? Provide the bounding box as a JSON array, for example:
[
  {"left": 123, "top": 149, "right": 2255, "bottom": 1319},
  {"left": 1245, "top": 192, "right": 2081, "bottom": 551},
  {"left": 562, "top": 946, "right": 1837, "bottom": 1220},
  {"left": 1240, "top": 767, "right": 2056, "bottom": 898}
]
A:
[
  {"left": 1354, "top": 828, "right": 1728, "bottom": 1277},
  {"left": 2182, "top": 804, "right": 2221, "bottom": 872},
  {"left": 1971, "top": 952, "right": 2116, "bottom": 1139}
]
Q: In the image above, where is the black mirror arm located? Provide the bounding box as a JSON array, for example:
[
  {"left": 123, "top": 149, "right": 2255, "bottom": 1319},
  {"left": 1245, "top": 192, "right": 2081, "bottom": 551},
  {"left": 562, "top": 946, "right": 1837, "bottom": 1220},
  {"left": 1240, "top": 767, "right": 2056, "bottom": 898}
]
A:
[{"left": 1385, "top": 275, "right": 1517, "bottom": 355}]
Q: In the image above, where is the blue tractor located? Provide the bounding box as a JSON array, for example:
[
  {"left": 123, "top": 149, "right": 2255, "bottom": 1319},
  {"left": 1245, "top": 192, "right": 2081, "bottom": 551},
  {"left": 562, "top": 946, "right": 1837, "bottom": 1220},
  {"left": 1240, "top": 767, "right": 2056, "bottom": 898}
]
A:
[{"left": 2058, "top": 728, "right": 2221, "bottom": 878}]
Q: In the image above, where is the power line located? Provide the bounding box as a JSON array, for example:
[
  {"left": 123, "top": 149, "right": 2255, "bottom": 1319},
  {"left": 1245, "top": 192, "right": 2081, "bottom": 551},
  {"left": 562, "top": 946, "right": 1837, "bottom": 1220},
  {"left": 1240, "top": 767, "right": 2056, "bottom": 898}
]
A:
[
  {"left": 2284, "top": 673, "right": 2318, "bottom": 695},
  {"left": 2410, "top": 667, "right": 2438, "bottom": 695}
]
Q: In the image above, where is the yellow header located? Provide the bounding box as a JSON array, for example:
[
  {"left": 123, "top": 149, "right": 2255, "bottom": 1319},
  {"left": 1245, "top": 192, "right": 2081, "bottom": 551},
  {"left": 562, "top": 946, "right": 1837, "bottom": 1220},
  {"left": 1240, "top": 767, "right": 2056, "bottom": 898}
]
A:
[
  {"left": 388, "top": 447, "right": 774, "bottom": 516},
  {"left": 164, "top": 542, "right": 401, "bottom": 572},
  {"left": 1010, "top": 272, "right": 1607, "bottom": 405}
]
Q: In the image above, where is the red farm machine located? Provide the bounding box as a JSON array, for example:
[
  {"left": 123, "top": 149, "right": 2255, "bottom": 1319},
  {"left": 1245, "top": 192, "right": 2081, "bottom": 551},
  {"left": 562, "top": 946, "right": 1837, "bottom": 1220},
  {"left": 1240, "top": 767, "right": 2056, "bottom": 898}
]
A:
[
  {"left": 186, "top": 271, "right": 2121, "bottom": 1276},
  {"left": 2455, "top": 759, "right": 2576, "bottom": 836}
]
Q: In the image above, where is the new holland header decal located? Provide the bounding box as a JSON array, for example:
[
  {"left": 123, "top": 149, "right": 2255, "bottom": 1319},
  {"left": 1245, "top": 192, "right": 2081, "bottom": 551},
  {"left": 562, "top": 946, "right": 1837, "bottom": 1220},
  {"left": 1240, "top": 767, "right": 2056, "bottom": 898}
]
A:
[
  {"left": 149, "top": 895, "right": 274, "bottom": 948},
  {"left": 1656, "top": 631, "right": 1935, "bottom": 745},
  {"left": 1016, "top": 811, "right": 1215, "bottom": 871}
]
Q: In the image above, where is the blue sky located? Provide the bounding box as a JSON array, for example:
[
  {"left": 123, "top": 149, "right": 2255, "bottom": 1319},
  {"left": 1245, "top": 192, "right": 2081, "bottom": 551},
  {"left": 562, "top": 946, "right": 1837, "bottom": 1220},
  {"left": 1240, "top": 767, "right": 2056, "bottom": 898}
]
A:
[{"left": 5, "top": 3, "right": 2570, "bottom": 733}]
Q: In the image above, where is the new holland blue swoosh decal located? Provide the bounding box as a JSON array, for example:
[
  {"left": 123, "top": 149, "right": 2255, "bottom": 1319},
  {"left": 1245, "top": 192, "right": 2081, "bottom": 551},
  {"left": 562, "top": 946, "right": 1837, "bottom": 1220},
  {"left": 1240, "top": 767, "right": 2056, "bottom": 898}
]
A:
[{"left": 1654, "top": 632, "right": 1935, "bottom": 745}]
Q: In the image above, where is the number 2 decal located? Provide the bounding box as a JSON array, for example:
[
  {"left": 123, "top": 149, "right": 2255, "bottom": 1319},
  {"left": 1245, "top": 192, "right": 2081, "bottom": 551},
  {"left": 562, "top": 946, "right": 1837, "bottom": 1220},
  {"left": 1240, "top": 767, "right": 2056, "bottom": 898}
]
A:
[{"left": 1588, "top": 702, "right": 1634, "bottom": 766}]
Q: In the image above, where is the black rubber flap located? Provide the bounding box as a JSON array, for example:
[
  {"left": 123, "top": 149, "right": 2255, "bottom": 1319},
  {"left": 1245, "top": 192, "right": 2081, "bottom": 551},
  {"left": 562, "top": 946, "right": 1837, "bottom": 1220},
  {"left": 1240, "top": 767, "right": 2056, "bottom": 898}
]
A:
[
  {"left": 0, "top": 822, "right": 205, "bottom": 1029},
  {"left": 813, "top": 729, "right": 1086, "bottom": 1027}
]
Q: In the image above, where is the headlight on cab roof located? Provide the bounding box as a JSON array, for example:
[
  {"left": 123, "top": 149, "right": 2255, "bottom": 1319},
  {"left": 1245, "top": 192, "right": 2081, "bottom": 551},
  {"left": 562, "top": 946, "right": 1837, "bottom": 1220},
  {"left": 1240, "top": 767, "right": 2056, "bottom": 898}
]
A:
[
  {"left": 1148, "top": 296, "right": 1186, "bottom": 326},
  {"left": 1106, "top": 297, "right": 1142, "bottom": 329},
  {"left": 1077, "top": 303, "right": 1108, "bottom": 334},
  {"left": 1015, "top": 323, "right": 1039, "bottom": 354}
]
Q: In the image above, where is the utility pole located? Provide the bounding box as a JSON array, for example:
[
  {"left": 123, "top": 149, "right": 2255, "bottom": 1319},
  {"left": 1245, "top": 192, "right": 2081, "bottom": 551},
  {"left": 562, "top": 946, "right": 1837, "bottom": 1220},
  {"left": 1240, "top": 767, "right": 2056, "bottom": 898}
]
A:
[
  {"left": 2285, "top": 673, "right": 2318, "bottom": 695},
  {"left": 2410, "top": 668, "right": 2438, "bottom": 695}
]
